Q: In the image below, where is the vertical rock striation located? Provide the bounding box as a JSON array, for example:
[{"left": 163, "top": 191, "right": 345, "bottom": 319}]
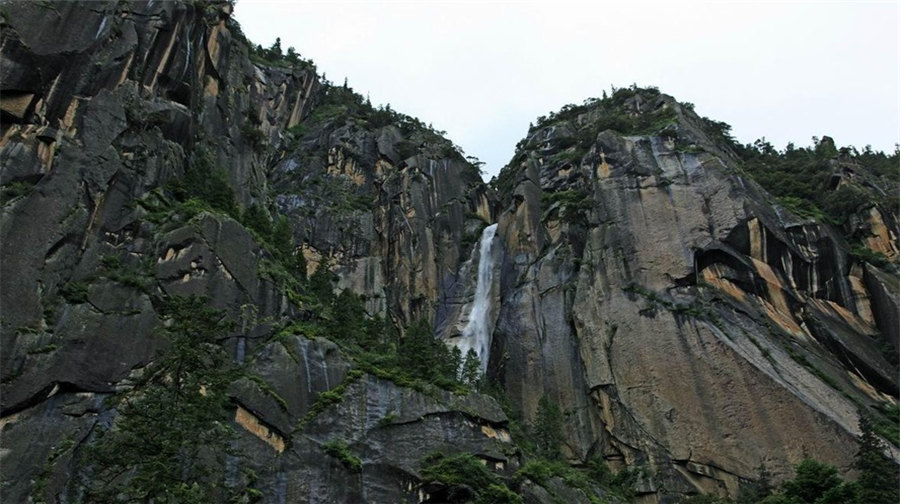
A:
[
  {"left": 1, "top": 3, "right": 896, "bottom": 503},
  {"left": 489, "top": 88, "right": 899, "bottom": 499}
]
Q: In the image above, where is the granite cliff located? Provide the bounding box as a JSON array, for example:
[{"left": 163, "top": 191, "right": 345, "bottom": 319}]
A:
[{"left": 1, "top": 1, "right": 897, "bottom": 503}]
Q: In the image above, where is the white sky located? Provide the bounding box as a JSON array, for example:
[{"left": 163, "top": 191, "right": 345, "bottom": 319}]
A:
[{"left": 236, "top": 1, "right": 900, "bottom": 179}]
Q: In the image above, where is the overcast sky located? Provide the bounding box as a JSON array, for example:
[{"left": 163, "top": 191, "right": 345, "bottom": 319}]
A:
[{"left": 236, "top": 1, "right": 899, "bottom": 180}]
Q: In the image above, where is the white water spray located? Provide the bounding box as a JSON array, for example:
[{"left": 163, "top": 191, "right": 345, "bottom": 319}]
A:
[{"left": 456, "top": 223, "right": 498, "bottom": 374}]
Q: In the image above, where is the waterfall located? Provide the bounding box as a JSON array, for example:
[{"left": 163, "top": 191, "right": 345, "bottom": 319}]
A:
[
  {"left": 299, "top": 339, "right": 312, "bottom": 393},
  {"left": 456, "top": 223, "right": 498, "bottom": 374}
]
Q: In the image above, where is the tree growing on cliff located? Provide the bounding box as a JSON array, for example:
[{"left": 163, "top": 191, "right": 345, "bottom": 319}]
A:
[
  {"left": 309, "top": 256, "right": 336, "bottom": 306},
  {"left": 780, "top": 459, "right": 855, "bottom": 504},
  {"left": 534, "top": 395, "right": 563, "bottom": 460},
  {"left": 81, "top": 296, "right": 248, "bottom": 502},
  {"left": 461, "top": 348, "right": 482, "bottom": 387},
  {"left": 854, "top": 416, "right": 899, "bottom": 504}
]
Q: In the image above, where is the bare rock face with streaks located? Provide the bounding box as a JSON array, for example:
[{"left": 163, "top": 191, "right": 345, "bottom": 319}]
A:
[
  {"left": 1, "top": 2, "right": 898, "bottom": 503},
  {"left": 1, "top": 2, "right": 501, "bottom": 503},
  {"left": 489, "top": 90, "right": 899, "bottom": 497}
]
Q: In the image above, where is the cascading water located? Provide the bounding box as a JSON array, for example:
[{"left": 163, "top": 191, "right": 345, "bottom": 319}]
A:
[{"left": 455, "top": 223, "right": 499, "bottom": 374}]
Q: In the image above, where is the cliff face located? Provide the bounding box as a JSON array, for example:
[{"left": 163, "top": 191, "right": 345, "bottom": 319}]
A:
[
  {"left": 488, "top": 89, "right": 899, "bottom": 496},
  {"left": 1, "top": 2, "right": 501, "bottom": 503},
  {"left": 1, "top": 2, "right": 897, "bottom": 503}
]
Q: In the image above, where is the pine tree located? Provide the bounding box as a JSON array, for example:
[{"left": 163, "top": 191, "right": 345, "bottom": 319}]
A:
[
  {"left": 363, "top": 314, "right": 390, "bottom": 351},
  {"left": 534, "top": 395, "right": 563, "bottom": 459},
  {"left": 461, "top": 348, "right": 481, "bottom": 387},
  {"left": 183, "top": 145, "right": 236, "bottom": 216},
  {"left": 329, "top": 289, "right": 366, "bottom": 342},
  {"left": 270, "top": 37, "right": 282, "bottom": 58},
  {"left": 270, "top": 215, "right": 293, "bottom": 260},
  {"left": 399, "top": 319, "right": 436, "bottom": 380},
  {"left": 242, "top": 204, "right": 271, "bottom": 238},
  {"left": 450, "top": 346, "right": 463, "bottom": 379},
  {"left": 83, "top": 296, "right": 245, "bottom": 502},
  {"left": 854, "top": 416, "right": 899, "bottom": 504},
  {"left": 309, "top": 256, "right": 335, "bottom": 306},
  {"left": 782, "top": 459, "right": 847, "bottom": 504}
]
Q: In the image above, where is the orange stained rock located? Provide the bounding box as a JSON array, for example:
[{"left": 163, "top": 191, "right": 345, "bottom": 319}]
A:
[
  {"left": 809, "top": 298, "right": 876, "bottom": 336},
  {"left": 749, "top": 258, "right": 793, "bottom": 313},
  {"left": 480, "top": 424, "right": 512, "bottom": 443},
  {"left": 596, "top": 151, "right": 611, "bottom": 178},
  {"left": 700, "top": 266, "right": 748, "bottom": 303},
  {"left": 846, "top": 271, "right": 876, "bottom": 325},
  {"left": 149, "top": 23, "right": 181, "bottom": 93},
  {"left": 235, "top": 406, "right": 285, "bottom": 453},
  {"left": 864, "top": 208, "right": 899, "bottom": 260},
  {"left": 206, "top": 23, "right": 223, "bottom": 72},
  {"left": 204, "top": 74, "right": 219, "bottom": 97},
  {"left": 748, "top": 218, "right": 765, "bottom": 262}
]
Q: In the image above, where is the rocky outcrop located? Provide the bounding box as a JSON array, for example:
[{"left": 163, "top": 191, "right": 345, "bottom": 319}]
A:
[
  {"left": 488, "top": 89, "right": 899, "bottom": 500},
  {"left": 2, "top": 2, "right": 897, "bottom": 503},
  {"left": 269, "top": 112, "right": 493, "bottom": 330},
  {"left": 1, "top": 1, "right": 504, "bottom": 503}
]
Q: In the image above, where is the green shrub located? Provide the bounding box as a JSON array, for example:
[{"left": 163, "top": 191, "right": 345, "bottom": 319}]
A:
[
  {"left": 782, "top": 459, "right": 847, "bottom": 504},
  {"left": 872, "top": 403, "right": 899, "bottom": 446},
  {"left": 296, "top": 370, "right": 363, "bottom": 430},
  {"left": 420, "top": 452, "right": 499, "bottom": 490},
  {"left": 683, "top": 495, "right": 732, "bottom": 504},
  {"left": 821, "top": 185, "right": 871, "bottom": 223},
  {"left": 855, "top": 416, "right": 900, "bottom": 503},
  {"left": 29, "top": 344, "right": 58, "bottom": 354},
  {"left": 0, "top": 179, "right": 36, "bottom": 205},
  {"left": 477, "top": 484, "right": 523, "bottom": 504},
  {"left": 59, "top": 281, "right": 89, "bottom": 304},
  {"left": 240, "top": 123, "right": 267, "bottom": 151},
  {"left": 516, "top": 459, "right": 565, "bottom": 486},
  {"left": 849, "top": 246, "right": 889, "bottom": 268},
  {"left": 242, "top": 204, "right": 272, "bottom": 237},
  {"left": 177, "top": 145, "right": 237, "bottom": 217},
  {"left": 776, "top": 197, "right": 825, "bottom": 221},
  {"left": 322, "top": 439, "right": 362, "bottom": 473}
]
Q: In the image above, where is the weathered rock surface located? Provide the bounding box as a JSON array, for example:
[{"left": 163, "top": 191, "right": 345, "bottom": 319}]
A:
[
  {"left": 1, "top": 1, "right": 502, "bottom": 502},
  {"left": 1, "top": 2, "right": 897, "bottom": 503},
  {"left": 489, "top": 89, "right": 899, "bottom": 499}
]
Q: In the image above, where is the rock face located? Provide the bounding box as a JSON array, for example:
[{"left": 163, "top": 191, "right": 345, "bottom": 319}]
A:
[
  {"left": 1, "top": 2, "right": 897, "bottom": 503},
  {"left": 488, "top": 89, "right": 899, "bottom": 498},
  {"left": 1, "top": 2, "right": 500, "bottom": 503}
]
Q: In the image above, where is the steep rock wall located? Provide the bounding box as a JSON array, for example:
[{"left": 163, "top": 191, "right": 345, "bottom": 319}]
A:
[
  {"left": 0, "top": 2, "right": 505, "bottom": 502},
  {"left": 489, "top": 91, "right": 899, "bottom": 499},
  {"left": 1, "top": 2, "right": 896, "bottom": 503}
]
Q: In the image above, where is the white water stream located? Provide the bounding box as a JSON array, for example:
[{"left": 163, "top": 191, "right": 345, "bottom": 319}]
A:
[{"left": 455, "top": 223, "right": 498, "bottom": 374}]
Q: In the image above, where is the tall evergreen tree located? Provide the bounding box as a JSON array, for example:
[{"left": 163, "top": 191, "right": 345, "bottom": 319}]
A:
[
  {"left": 271, "top": 215, "right": 294, "bottom": 260},
  {"left": 329, "top": 289, "right": 366, "bottom": 342},
  {"left": 534, "top": 395, "right": 563, "bottom": 459},
  {"left": 854, "top": 416, "right": 900, "bottom": 504},
  {"left": 83, "top": 296, "right": 245, "bottom": 502},
  {"left": 242, "top": 204, "right": 271, "bottom": 238},
  {"left": 399, "top": 319, "right": 437, "bottom": 380},
  {"left": 781, "top": 459, "right": 852, "bottom": 504},
  {"left": 309, "top": 257, "right": 336, "bottom": 306},
  {"left": 461, "top": 348, "right": 481, "bottom": 387}
]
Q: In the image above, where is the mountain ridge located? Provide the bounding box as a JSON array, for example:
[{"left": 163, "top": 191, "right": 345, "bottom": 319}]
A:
[{"left": 1, "top": 1, "right": 897, "bottom": 503}]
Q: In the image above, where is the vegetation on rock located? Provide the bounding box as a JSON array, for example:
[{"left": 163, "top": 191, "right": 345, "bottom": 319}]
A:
[
  {"left": 3, "top": 1, "right": 897, "bottom": 502},
  {"left": 77, "top": 296, "right": 254, "bottom": 502},
  {"left": 420, "top": 452, "right": 523, "bottom": 504},
  {"left": 322, "top": 439, "right": 363, "bottom": 473},
  {"left": 684, "top": 417, "right": 899, "bottom": 504}
]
